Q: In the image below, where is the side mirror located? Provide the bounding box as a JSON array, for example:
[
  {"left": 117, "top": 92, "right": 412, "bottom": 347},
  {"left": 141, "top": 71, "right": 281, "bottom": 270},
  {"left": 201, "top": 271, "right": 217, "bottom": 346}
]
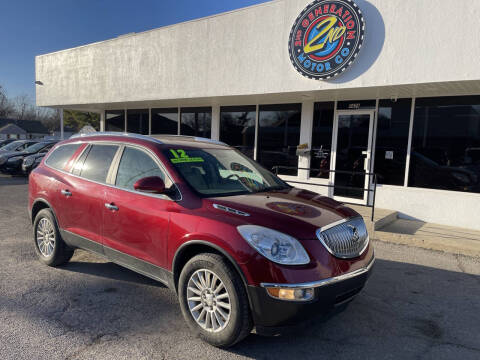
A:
[{"left": 133, "top": 176, "right": 166, "bottom": 194}]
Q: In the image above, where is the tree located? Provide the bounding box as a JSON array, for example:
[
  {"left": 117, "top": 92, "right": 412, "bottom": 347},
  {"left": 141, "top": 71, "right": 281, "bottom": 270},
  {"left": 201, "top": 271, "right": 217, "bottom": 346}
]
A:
[
  {"left": 64, "top": 110, "right": 100, "bottom": 132},
  {"left": 0, "top": 85, "right": 15, "bottom": 118}
]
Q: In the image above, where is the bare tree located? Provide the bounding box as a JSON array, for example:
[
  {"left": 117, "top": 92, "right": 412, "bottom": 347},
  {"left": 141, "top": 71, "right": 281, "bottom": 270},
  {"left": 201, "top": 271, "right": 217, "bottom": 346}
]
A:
[
  {"left": 13, "top": 94, "right": 33, "bottom": 120},
  {"left": 0, "top": 85, "right": 15, "bottom": 118}
]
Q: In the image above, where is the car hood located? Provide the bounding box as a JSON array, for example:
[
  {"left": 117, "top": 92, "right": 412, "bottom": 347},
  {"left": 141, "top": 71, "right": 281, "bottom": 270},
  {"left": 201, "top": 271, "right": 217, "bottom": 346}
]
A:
[
  {"left": 0, "top": 150, "right": 27, "bottom": 158},
  {"left": 206, "top": 188, "right": 359, "bottom": 240}
]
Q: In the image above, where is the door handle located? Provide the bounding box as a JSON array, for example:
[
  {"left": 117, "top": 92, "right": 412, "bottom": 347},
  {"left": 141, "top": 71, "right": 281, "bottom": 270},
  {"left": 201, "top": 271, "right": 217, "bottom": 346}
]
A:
[
  {"left": 61, "top": 189, "right": 72, "bottom": 197},
  {"left": 104, "top": 203, "right": 119, "bottom": 211}
]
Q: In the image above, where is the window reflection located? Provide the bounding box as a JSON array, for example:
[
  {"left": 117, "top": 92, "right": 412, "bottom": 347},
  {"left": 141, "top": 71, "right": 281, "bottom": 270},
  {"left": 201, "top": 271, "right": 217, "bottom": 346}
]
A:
[
  {"left": 180, "top": 107, "right": 212, "bottom": 138},
  {"left": 151, "top": 108, "right": 178, "bottom": 135},
  {"left": 409, "top": 96, "right": 480, "bottom": 193},
  {"left": 127, "top": 109, "right": 149, "bottom": 135},
  {"left": 220, "top": 106, "right": 256, "bottom": 158},
  {"left": 105, "top": 110, "right": 125, "bottom": 132},
  {"left": 310, "top": 102, "right": 334, "bottom": 179},
  {"left": 374, "top": 99, "right": 412, "bottom": 185},
  {"left": 258, "top": 104, "right": 301, "bottom": 176}
]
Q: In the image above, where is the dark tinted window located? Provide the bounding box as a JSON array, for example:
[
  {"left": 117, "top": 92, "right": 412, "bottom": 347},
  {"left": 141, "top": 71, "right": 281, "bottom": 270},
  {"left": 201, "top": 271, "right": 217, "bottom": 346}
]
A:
[
  {"left": 374, "top": 99, "right": 412, "bottom": 185},
  {"left": 127, "top": 109, "right": 149, "bottom": 135},
  {"left": 45, "top": 144, "right": 81, "bottom": 170},
  {"left": 180, "top": 107, "right": 211, "bottom": 138},
  {"left": 151, "top": 108, "right": 178, "bottom": 135},
  {"left": 80, "top": 144, "right": 118, "bottom": 183},
  {"left": 105, "top": 110, "right": 125, "bottom": 132},
  {"left": 258, "top": 103, "right": 301, "bottom": 175},
  {"left": 115, "top": 147, "right": 169, "bottom": 190},
  {"left": 409, "top": 96, "right": 480, "bottom": 193},
  {"left": 220, "top": 105, "right": 256, "bottom": 158},
  {"left": 310, "top": 102, "right": 334, "bottom": 179}
]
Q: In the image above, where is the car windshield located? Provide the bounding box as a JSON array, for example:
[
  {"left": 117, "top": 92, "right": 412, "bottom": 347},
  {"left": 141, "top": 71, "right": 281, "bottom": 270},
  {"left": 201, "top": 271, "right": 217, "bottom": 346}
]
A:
[
  {"left": 24, "top": 142, "right": 47, "bottom": 154},
  {"left": 1, "top": 141, "right": 24, "bottom": 151},
  {"left": 164, "top": 147, "right": 289, "bottom": 197}
]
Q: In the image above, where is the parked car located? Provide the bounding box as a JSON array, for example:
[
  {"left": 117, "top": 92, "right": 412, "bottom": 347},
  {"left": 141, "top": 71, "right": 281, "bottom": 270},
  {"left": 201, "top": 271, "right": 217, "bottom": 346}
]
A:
[
  {"left": 0, "top": 141, "right": 56, "bottom": 174},
  {"left": 28, "top": 133, "right": 374, "bottom": 347},
  {"left": 22, "top": 153, "right": 45, "bottom": 175},
  {"left": 0, "top": 139, "right": 37, "bottom": 154},
  {"left": 0, "top": 139, "right": 16, "bottom": 149}
]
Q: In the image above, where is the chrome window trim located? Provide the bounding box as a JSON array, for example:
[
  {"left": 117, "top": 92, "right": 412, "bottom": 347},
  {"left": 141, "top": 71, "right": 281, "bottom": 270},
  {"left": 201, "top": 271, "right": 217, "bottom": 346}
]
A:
[
  {"left": 316, "top": 216, "right": 370, "bottom": 259},
  {"left": 43, "top": 140, "right": 182, "bottom": 202},
  {"left": 261, "top": 254, "right": 375, "bottom": 290}
]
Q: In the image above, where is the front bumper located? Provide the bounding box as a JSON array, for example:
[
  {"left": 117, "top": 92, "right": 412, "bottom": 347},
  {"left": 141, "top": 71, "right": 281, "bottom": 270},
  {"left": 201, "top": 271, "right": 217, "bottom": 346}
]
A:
[{"left": 247, "top": 255, "right": 375, "bottom": 331}]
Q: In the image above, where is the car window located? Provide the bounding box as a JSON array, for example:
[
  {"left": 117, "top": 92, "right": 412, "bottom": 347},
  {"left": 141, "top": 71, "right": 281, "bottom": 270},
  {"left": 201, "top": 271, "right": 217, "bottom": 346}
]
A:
[
  {"left": 45, "top": 143, "right": 82, "bottom": 170},
  {"left": 115, "top": 147, "right": 171, "bottom": 190},
  {"left": 164, "top": 148, "right": 288, "bottom": 197},
  {"left": 79, "top": 144, "right": 119, "bottom": 183}
]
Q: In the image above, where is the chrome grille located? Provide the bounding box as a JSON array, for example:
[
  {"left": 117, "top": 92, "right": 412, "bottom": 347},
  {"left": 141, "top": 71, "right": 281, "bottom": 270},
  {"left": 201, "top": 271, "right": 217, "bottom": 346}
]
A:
[{"left": 316, "top": 217, "right": 369, "bottom": 259}]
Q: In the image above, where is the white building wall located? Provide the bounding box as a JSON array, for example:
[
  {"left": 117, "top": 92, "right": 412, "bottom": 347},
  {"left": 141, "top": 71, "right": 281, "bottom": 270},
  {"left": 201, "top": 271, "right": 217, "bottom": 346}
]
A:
[{"left": 36, "top": 0, "right": 480, "bottom": 107}]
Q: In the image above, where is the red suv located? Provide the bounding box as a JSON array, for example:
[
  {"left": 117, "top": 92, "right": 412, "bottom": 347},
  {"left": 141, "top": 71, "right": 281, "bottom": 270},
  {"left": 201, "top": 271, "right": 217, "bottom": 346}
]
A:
[{"left": 29, "top": 133, "right": 374, "bottom": 347}]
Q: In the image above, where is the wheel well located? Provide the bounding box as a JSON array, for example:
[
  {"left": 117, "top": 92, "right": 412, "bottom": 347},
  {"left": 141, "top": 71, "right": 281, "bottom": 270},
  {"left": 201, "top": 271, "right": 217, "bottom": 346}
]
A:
[
  {"left": 31, "top": 201, "right": 50, "bottom": 224},
  {"left": 172, "top": 243, "right": 248, "bottom": 293}
]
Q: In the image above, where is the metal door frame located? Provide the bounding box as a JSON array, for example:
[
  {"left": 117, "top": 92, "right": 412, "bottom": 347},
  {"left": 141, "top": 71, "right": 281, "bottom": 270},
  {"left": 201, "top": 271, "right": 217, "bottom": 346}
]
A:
[{"left": 330, "top": 109, "right": 375, "bottom": 205}]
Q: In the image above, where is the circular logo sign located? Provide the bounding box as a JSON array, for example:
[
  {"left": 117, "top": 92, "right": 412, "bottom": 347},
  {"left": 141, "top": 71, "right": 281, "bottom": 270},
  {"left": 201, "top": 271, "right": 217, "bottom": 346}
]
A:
[{"left": 288, "top": 0, "right": 365, "bottom": 80}]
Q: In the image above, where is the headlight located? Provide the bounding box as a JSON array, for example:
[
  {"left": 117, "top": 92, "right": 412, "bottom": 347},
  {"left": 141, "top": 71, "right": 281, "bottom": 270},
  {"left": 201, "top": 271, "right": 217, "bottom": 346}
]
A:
[
  {"left": 451, "top": 172, "right": 470, "bottom": 184},
  {"left": 7, "top": 156, "right": 23, "bottom": 163},
  {"left": 24, "top": 157, "right": 35, "bottom": 166},
  {"left": 237, "top": 225, "right": 310, "bottom": 265}
]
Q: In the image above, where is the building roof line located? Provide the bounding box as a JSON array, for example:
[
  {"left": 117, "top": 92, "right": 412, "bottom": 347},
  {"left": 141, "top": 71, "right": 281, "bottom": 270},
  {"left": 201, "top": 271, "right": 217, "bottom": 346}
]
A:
[{"left": 36, "top": 0, "right": 275, "bottom": 58}]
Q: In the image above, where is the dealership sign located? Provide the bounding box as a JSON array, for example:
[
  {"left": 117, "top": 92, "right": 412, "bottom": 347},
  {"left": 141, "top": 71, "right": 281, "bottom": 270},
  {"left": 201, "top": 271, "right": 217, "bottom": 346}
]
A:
[{"left": 288, "top": 0, "right": 365, "bottom": 80}]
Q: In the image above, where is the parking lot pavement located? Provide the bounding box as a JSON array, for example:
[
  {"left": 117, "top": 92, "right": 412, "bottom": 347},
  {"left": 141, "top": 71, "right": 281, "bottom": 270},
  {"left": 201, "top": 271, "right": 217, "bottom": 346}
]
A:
[{"left": 0, "top": 176, "right": 479, "bottom": 360}]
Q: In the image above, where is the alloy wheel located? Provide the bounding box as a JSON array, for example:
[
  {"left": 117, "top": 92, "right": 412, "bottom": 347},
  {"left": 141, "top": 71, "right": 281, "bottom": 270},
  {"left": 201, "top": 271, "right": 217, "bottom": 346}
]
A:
[
  {"left": 187, "top": 269, "right": 231, "bottom": 332},
  {"left": 36, "top": 217, "right": 55, "bottom": 257}
]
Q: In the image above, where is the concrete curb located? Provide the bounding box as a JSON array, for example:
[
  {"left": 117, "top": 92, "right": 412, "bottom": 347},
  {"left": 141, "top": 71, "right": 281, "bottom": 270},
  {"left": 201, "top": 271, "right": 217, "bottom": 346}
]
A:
[{"left": 372, "top": 230, "right": 480, "bottom": 258}]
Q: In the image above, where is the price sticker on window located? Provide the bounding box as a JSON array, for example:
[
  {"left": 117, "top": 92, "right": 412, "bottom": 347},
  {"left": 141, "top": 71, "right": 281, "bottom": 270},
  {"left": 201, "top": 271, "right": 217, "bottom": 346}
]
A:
[{"left": 169, "top": 149, "right": 204, "bottom": 163}]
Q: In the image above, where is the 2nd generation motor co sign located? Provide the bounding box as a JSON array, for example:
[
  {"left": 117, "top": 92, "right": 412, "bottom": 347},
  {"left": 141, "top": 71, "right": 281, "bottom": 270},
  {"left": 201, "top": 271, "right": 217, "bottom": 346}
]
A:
[{"left": 289, "top": 0, "right": 365, "bottom": 80}]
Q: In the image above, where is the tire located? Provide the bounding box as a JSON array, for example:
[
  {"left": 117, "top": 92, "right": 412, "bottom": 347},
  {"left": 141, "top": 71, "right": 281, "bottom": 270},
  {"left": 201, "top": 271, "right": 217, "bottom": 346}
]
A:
[
  {"left": 33, "top": 208, "right": 74, "bottom": 266},
  {"left": 178, "top": 253, "right": 252, "bottom": 347}
]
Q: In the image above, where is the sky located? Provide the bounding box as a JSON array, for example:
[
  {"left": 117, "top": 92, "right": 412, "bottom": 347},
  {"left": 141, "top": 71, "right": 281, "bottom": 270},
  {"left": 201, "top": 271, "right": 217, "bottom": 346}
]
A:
[{"left": 0, "top": 0, "right": 269, "bottom": 103}]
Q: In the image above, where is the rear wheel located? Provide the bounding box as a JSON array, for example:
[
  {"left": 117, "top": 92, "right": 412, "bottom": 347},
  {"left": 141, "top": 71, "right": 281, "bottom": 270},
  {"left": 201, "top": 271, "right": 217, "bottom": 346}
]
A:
[
  {"left": 33, "top": 208, "right": 74, "bottom": 266},
  {"left": 178, "top": 253, "right": 252, "bottom": 347}
]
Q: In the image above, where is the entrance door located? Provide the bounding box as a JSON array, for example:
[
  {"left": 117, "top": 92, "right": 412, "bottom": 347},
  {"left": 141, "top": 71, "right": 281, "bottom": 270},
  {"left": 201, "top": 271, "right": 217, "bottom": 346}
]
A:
[{"left": 331, "top": 110, "right": 374, "bottom": 204}]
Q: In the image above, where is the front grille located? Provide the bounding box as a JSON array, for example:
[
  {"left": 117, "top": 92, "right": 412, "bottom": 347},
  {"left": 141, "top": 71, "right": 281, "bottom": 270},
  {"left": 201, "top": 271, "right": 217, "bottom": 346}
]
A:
[{"left": 316, "top": 217, "right": 369, "bottom": 259}]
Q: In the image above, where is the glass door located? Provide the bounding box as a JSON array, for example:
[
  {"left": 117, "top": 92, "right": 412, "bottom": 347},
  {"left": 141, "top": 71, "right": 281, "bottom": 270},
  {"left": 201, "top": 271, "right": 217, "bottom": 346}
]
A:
[{"left": 331, "top": 110, "right": 374, "bottom": 204}]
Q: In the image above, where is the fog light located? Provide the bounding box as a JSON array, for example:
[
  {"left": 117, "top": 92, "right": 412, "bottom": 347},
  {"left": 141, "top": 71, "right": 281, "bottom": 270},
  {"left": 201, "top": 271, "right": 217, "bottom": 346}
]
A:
[{"left": 266, "top": 287, "right": 314, "bottom": 301}]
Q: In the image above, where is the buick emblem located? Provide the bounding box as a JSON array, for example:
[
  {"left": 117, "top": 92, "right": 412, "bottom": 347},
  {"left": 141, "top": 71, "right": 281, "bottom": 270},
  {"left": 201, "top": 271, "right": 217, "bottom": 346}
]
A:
[{"left": 348, "top": 225, "right": 360, "bottom": 243}]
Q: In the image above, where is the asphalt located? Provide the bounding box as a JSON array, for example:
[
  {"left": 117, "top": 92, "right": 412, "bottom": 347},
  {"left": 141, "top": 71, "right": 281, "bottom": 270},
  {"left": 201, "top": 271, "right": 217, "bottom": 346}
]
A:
[{"left": 0, "top": 175, "right": 479, "bottom": 360}]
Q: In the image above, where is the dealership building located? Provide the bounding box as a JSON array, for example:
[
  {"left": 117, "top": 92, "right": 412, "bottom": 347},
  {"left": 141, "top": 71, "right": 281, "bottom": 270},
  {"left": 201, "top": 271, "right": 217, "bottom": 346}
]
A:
[{"left": 35, "top": 0, "right": 480, "bottom": 231}]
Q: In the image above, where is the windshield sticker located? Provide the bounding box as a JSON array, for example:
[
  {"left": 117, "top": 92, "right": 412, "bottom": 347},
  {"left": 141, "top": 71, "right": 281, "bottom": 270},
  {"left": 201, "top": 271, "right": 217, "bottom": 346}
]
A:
[{"left": 169, "top": 149, "right": 204, "bottom": 164}]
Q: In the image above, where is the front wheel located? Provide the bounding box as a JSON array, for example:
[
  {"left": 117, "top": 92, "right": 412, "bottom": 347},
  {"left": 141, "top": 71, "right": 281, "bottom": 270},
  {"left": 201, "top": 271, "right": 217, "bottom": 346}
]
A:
[{"left": 178, "top": 253, "right": 252, "bottom": 347}]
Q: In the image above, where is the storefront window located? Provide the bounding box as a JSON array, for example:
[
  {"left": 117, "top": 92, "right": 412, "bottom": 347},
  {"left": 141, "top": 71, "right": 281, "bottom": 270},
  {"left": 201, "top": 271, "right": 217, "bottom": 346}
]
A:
[
  {"left": 310, "top": 102, "right": 334, "bottom": 179},
  {"left": 374, "top": 99, "right": 412, "bottom": 185},
  {"left": 127, "top": 109, "right": 149, "bottom": 135},
  {"left": 180, "top": 107, "right": 211, "bottom": 138},
  {"left": 258, "top": 103, "right": 301, "bottom": 176},
  {"left": 409, "top": 96, "right": 480, "bottom": 193},
  {"left": 105, "top": 110, "right": 125, "bottom": 132},
  {"left": 220, "top": 105, "right": 256, "bottom": 158},
  {"left": 151, "top": 108, "right": 178, "bottom": 135}
]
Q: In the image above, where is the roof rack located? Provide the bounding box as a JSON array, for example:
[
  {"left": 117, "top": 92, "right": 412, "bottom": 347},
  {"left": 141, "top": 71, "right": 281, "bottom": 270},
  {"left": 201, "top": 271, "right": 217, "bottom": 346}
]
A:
[
  {"left": 149, "top": 134, "right": 227, "bottom": 146},
  {"left": 70, "top": 132, "right": 164, "bottom": 144},
  {"left": 70, "top": 132, "right": 228, "bottom": 146}
]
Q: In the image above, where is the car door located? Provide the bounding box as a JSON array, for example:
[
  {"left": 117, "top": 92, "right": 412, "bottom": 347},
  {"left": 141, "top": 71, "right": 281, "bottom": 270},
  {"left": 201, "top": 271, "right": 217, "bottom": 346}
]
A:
[
  {"left": 102, "top": 145, "right": 174, "bottom": 280},
  {"left": 58, "top": 143, "right": 120, "bottom": 253}
]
